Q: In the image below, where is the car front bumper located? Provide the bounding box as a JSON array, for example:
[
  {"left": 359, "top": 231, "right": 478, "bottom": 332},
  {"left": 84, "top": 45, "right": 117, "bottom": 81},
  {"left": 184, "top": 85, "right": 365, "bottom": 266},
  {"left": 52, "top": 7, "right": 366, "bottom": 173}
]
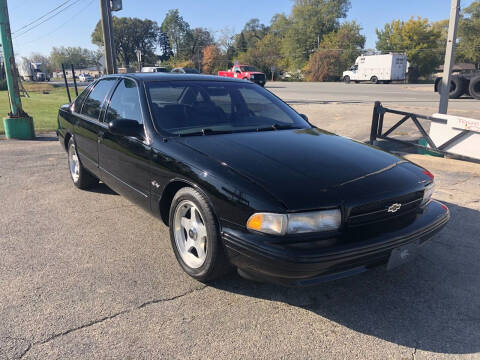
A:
[
  {"left": 250, "top": 79, "right": 266, "bottom": 86},
  {"left": 222, "top": 200, "right": 450, "bottom": 286}
]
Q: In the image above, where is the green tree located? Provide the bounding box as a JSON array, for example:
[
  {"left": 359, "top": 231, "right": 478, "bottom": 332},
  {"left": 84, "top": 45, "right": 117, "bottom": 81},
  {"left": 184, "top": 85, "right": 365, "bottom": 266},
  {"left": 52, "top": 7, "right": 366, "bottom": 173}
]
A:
[
  {"left": 282, "top": 0, "right": 351, "bottom": 69},
  {"left": 92, "top": 17, "right": 159, "bottom": 67},
  {"left": 234, "top": 32, "right": 248, "bottom": 53},
  {"left": 50, "top": 46, "right": 100, "bottom": 69},
  {"left": 234, "top": 18, "right": 269, "bottom": 54},
  {"left": 185, "top": 28, "right": 215, "bottom": 67},
  {"left": 158, "top": 31, "right": 174, "bottom": 62},
  {"left": 376, "top": 17, "right": 442, "bottom": 80},
  {"left": 308, "top": 21, "right": 365, "bottom": 80},
  {"left": 160, "top": 9, "right": 191, "bottom": 58},
  {"left": 457, "top": 1, "right": 480, "bottom": 68},
  {"left": 238, "top": 32, "right": 282, "bottom": 78}
]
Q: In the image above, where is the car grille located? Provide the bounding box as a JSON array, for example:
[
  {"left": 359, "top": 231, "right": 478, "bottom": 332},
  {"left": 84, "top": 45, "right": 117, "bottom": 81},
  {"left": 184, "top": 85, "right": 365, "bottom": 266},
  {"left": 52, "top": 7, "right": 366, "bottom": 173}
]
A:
[{"left": 346, "top": 191, "right": 424, "bottom": 227}]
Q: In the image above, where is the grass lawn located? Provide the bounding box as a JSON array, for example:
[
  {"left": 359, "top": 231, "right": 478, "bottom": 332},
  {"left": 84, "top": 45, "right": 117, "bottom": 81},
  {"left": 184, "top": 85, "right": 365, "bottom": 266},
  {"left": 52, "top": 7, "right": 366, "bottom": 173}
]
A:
[{"left": 0, "top": 83, "right": 83, "bottom": 134}]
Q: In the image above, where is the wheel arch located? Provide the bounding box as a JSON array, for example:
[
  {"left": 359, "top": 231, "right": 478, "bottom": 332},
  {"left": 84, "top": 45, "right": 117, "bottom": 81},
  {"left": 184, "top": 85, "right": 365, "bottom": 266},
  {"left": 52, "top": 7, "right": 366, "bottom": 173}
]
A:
[
  {"left": 158, "top": 179, "right": 217, "bottom": 227},
  {"left": 64, "top": 132, "right": 72, "bottom": 151}
]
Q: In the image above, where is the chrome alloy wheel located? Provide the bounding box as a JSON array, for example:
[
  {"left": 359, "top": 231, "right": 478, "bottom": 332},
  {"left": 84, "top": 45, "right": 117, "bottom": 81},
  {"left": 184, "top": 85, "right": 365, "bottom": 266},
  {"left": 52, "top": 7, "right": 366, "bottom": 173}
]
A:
[
  {"left": 68, "top": 142, "right": 80, "bottom": 183},
  {"left": 173, "top": 200, "right": 208, "bottom": 269}
]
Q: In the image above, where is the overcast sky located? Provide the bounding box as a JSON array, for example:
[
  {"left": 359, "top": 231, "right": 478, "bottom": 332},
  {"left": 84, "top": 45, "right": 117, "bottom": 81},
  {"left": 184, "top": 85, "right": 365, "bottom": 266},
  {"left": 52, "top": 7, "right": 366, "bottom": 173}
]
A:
[{"left": 9, "top": 0, "right": 475, "bottom": 59}]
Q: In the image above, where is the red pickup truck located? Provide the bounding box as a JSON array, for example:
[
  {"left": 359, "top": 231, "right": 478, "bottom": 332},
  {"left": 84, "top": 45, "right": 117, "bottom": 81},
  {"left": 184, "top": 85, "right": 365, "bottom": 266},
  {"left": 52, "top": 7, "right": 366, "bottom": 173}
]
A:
[{"left": 218, "top": 65, "right": 266, "bottom": 87}]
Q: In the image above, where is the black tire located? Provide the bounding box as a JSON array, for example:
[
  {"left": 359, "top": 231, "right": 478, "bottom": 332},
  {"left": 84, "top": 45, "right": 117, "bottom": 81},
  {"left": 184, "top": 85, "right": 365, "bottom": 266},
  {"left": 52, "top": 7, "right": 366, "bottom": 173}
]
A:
[
  {"left": 344, "top": 75, "right": 351, "bottom": 84},
  {"left": 169, "top": 187, "right": 231, "bottom": 282},
  {"left": 371, "top": 76, "right": 379, "bottom": 84},
  {"left": 450, "top": 77, "right": 466, "bottom": 99},
  {"left": 438, "top": 76, "right": 466, "bottom": 99},
  {"left": 469, "top": 76, "right": 480, "bottom": 100},
  {"left": 67, "top": 137, "right": 98, "bottom": 190}
]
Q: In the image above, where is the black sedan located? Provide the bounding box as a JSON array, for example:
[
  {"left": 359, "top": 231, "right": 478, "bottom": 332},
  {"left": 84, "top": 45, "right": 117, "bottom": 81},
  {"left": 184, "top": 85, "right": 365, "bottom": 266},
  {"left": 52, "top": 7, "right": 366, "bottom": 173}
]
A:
[{"left": 57, "top": 73, "right": 450, "bottom": 286}]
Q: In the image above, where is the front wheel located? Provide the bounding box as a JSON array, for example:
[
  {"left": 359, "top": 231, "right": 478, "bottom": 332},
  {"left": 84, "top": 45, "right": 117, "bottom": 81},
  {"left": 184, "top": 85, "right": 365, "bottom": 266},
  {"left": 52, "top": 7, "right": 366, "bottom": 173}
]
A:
[
  {"left": 67, "top": 137, "right": 98, "bottom": 189},
  {"left": 169, "top": 187, "right": 231, "bottom": 282},
  {"left": 344, "top": 75, "right": 351, "bottom": 84}
]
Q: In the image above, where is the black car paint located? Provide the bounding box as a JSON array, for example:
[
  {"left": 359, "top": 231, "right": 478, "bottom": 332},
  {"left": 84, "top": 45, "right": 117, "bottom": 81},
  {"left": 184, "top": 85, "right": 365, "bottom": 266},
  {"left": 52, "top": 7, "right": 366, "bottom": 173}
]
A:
[{"left": 57, "top": 73, "right": 449, "bottom": 285}]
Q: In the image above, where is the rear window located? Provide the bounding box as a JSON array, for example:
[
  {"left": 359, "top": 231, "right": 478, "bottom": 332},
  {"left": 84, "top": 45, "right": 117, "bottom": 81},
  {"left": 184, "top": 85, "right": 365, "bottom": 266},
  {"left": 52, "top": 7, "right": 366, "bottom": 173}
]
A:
[{"left": 80, "top": 78, "right": 117, "bottom": 120}]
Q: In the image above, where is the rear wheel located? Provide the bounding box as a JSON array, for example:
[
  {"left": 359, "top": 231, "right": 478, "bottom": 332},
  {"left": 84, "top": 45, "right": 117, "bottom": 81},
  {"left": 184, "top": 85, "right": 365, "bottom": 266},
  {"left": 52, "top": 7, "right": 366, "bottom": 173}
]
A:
[
  {"left": 169, "top": 187, "right": 231, "bottom": 282},
  {"left": 469, "top": 76, "right": 480, "bottom": 100},
  {"left": 67, "top": 137, "right": 98, "bottom": 189},
  {"left": 371, "top": 76, "right": 379, "bottom": 84},
  {"left": 344, "top": 75, "right": 351, "bottom": 84}
]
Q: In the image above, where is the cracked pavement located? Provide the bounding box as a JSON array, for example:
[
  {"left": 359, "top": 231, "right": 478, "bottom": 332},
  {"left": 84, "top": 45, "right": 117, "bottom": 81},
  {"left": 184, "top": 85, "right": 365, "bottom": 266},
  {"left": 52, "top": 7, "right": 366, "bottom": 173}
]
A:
[{"left": 1, "top": 85, "right": 480, "bottom": 359}]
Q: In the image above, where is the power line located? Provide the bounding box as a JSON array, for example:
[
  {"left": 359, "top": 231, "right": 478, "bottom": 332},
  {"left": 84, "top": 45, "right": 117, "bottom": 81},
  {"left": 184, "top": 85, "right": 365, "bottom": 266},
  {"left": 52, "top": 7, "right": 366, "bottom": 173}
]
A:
[
  {"left": 12, "top": 0, "right": 72, "bottom": 34},
  {"left": 19, "top": 0, "right": 96, "bottom": 46},
  {"left": 13, "top": 0, "right": 83, "bottom": 39}
]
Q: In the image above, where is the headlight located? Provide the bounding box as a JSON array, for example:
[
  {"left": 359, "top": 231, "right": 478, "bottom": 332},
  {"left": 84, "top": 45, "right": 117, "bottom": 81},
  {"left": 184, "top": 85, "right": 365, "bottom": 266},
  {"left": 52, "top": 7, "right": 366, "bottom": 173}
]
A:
[
  {"left": 249, "top": 74, "right": 255, "bottom": 79},
  {"left": 421, "top": 182, "right": 435, "bottom": 206},
  {"left": 247, "top": 209, "right": 341, "bottom": 236},
  {"left": 287, "top": 209, "right": 342, "bottom": 234}
]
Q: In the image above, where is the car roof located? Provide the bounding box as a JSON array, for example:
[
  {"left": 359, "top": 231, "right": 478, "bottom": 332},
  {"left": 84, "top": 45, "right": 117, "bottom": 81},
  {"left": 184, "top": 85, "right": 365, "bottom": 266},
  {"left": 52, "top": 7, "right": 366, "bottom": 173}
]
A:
[{"left": 102, "top": 73, "right": 244, "bottom": 83}]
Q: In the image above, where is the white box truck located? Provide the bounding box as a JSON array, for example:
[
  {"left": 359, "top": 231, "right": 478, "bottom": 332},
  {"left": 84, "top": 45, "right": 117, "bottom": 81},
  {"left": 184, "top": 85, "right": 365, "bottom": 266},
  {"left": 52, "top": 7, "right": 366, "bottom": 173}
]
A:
[
  {"left": 19, "top": 61, "right": 50, "bottom": 82},
  {"left": 342, "top": 53, "right": 407, "bottom": 84}
]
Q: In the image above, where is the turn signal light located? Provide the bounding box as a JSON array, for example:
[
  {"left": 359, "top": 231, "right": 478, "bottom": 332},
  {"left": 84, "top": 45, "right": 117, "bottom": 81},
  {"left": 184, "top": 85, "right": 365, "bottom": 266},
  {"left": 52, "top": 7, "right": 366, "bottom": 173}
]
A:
[{"left": 247, "top": 214, "right": 264, "bottom": 231}]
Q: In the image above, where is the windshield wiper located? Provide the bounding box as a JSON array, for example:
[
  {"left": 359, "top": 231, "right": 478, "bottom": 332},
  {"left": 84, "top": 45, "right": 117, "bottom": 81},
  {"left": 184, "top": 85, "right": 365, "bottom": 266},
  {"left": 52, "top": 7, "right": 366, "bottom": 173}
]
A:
[
  {"left": 178, "top": 128, "right": 234, "bottom": 137},
  {"left": 256, "top": 124, "right": 299, "bottom": 132}
]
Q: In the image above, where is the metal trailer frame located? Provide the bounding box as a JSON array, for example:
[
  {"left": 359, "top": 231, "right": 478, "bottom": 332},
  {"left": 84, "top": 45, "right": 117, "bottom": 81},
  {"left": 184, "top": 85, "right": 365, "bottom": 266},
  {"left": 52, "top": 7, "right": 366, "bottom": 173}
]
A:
[{"left": 369, "top": 101, "right": 480, "bottom": 165}]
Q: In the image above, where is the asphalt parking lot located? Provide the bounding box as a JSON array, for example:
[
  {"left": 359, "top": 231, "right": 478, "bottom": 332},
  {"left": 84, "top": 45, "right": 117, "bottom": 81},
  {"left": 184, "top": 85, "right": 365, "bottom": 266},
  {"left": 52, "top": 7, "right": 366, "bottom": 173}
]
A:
[
  {"left": 1, "top": 83, "right": 480, "bottom": 359},
  {"left": 269, "top": 82, "right": 480, "bottom": 142}
]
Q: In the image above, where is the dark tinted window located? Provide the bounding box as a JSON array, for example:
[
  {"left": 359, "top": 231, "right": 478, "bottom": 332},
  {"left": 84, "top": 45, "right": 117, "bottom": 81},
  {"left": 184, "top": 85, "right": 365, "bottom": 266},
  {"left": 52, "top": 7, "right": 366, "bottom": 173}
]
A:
[
  {"left": 106, "top": 79, "right": 142, "bottom": 124},
  {"left": 146, "top": 81, "right": 309, "bottom": 136},
  {"left": 73, "top": 83, "right": 93, "bottom": 113},
  {"left": 80, "top": 78, "right": 117, "bottom": 120}
]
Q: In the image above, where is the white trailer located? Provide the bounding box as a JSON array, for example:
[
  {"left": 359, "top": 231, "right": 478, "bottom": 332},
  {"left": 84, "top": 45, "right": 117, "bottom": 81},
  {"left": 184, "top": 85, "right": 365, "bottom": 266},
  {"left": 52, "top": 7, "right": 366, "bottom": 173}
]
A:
[{"left": 343, "top": 53, "right": 407, "bottom": 84}]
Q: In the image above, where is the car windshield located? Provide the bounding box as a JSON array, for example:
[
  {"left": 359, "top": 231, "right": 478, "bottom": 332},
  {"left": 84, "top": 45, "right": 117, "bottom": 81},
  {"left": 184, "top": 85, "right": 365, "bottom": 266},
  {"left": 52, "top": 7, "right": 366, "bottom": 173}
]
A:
[
  {"left": 146, "top": 81, "right": 310, "bottom": 136},
  {"left": 240, "top": 66, "right": 257, "bottom": 72}
]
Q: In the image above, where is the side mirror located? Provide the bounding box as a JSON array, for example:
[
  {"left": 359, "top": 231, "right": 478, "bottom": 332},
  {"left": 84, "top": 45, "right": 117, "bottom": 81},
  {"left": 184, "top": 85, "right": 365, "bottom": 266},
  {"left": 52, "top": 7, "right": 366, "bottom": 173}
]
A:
[
  {"left": 299, "top": 114, "right": 309, "bottom": 122},
  {"left": 235, "top": 70, "right": 241, "bottom": 74},
  {"left": 108, "top": 119, "right": 143, "bottom": 138}
]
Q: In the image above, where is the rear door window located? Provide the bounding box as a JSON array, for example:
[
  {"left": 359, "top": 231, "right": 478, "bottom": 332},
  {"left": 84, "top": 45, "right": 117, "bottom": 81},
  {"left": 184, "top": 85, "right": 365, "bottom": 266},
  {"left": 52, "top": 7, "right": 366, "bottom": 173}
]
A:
[{"left": 80, "top": 78, "right": 117, "bottom": 120}]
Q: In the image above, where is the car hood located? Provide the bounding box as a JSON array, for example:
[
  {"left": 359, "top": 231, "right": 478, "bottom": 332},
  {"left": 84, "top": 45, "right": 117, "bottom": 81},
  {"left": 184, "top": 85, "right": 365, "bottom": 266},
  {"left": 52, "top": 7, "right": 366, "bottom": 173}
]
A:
[{"left": 175, "top": 128, "right": 424, "bottom": 210}]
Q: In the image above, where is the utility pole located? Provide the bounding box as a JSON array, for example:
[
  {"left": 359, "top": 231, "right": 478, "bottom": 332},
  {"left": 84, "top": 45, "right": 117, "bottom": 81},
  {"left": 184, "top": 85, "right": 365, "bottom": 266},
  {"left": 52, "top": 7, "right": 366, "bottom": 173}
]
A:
[
  {"left": 0, "top": 0, "right": 34, "bottom": 139},
  {"left": 99, "top": 0, "right": 116, "bottom": 74},
  {"left": 439, "top": 0, "right": 461, "bottom": 114}
]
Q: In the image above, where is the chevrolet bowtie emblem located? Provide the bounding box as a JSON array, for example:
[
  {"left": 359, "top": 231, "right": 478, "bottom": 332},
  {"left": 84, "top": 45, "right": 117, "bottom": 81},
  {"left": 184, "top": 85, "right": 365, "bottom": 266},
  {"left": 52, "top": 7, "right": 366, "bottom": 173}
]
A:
[{"left": 387, "top": 203, "right": 402, "bottom": 213}]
